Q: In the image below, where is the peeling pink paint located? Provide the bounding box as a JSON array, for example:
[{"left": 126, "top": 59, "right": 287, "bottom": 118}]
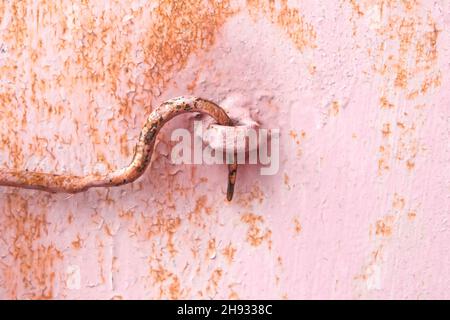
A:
[{"left": 0, "top": 0, "right": 449, "bottom": 299}]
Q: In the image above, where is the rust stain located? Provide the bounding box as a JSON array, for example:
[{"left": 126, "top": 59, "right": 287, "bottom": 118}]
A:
[
  {"left": 96, "top": 238, "right": 106, "bottom": 285},
  {"left": 247, "top": 0, "right": 316, "bottom": 51},
  {"left": 377, "top": 158, "right": 389, "bottom": 173},
  {"left": 192, "top": 195, "right": 213, "bottom": 217},
  {"left": 168, "top": 276, "right": 181, "bottom": 300},
  {"left": 395, "top": 119, "right": 420, "bottom": 171},
  {"left": 188, "top": 195, "right": 215, "bottom": 228},
  {"left": 348, "top": 0, "right": 364, "bottom": 16},
  {"left": 237, "top": 184, "right": 265, "bottom": 209},
  {"left": 380, "top": 96, "right": 394, "bottom": 109},
  {"left": 228, "top": 290, "right": 240, "bottom": 300},
  {"left": 354, "top": 245, "right": 384, "bottom": 281},
  {"left": 289, "top": 130, "right": 305, "bottom": 157},
  {"left": 67, "top": 212, "right": 74, "bottom": 224},
  {"left": 241, "top": 212, "right": 272, "bottom": 248},
  {"left": 165, "top": 217, "right": 182, "bottom": 257},
  {"left": 406, "top": 159, "right": 415, "bottom": 170},
  {"left": 221, "top": 243, "right": 236, "bottom": 264},
  {"left": 415, "top": 17, "right": 439, "bottom": 72},
  {"left": 103, "top": 223, "right": 114, "bottom": 237},
  {"left": 375, "top": 215, "right": 394, "bottom": 237},
  {"left": 0, "top": 193, "right": 63, "bottom": 299},
  {"left": 119, "top": 133, "right": 131, "bottom": 157},
  {"left": 392, "top": 193, "right": 405, "bottom": 210},
  {"left": 283, "top": 173, "right": 291, "bottom": 190},
  {"left": 293, "top": 217, "right": 302, "bottom": 235},
  {"left": 381, "top": 123, "right": 391, "bottom": 137},
  {"left": 71, "top": 234, "right": 83, "bottom": 250},
  {"left": 377, "top": 121, "right": 392, "bottom": 175},
  {"left": 329, "top": 101, "right": 340, "bottom": 116},
  {"left": 420, "top": 72, "right": 441, "bottom": 94},
  {"left": 149, "top": 263, "right": 184, "bottom": 299},
  {"left": 277, "top": 256, "right": 283, "bottom": 266},
  {"left": 186, "top": 68, "right": 203, "bottom": 93},
  {"left": 407, "top": 211, "right": 416, "bottom": 220},
  {"left": 206, "top": 268, "right": 223, "bottom": 296},
  {"left": 118, "top": 209, "right": 134, "bottom": 221},
  {"left": 348, "top": 1, "right": 441, "bottom": 177},
  {"left": 377, "top": 1, "right": 440, "bottom": 99},
  {"left": 358, "top": 193, "right": 418, "bottom": 291}
]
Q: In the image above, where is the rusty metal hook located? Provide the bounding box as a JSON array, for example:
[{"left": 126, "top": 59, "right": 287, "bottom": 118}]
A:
[{"left": 0, "top": 96, "right": 237, "bottom": 201}]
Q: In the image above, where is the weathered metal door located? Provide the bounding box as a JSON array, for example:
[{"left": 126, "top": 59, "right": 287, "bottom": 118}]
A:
[{"left": 0, "top": 0, "right": 449, "bottom": 299}]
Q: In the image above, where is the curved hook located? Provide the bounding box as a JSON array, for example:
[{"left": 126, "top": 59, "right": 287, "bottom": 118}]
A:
[{"left": 0, "top": 96, "right": 238, "bottom": 200}]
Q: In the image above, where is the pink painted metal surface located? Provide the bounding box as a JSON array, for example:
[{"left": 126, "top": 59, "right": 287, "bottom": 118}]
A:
[{"left": 0, "top": 0, "right": 449, "bottom": 299}]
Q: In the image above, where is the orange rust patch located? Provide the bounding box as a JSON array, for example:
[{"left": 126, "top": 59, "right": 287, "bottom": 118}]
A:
[
  {"left": 206, "top": 268, "right": 223, "bottom": 296},
  {"left": 375, "top": 215, "right": 395, "bottom": 237},
  {"left": 0, "top": 2, "right": 5, "bottom": 19},
  {"left": 420, "top": 73, "right": 441, "bottom": 94},
  {"left": 329, "top": 101, "right": 340, "bottom": 116},
  {"left": 192, "top": 195, "right": 213, "bottom": 216},
  {"left": 283, "top": 173, "right": 291, "bottom": 190},
  {"left": 395, "top": 65, "right": 408, "bottom": 89},
  {"left": 392, "top": 193, "right": 405, "bottom": 210},
  {"left": 289, "top": 130, "right": 298, "bottom": 140},
  {"left": 415, "top": 19, "right": 439, "bottom": 71},
  {"left": 395, "top": 119, "right": 420, "bottom": 170},
  {"left": 406, "top": 159, "right": 415, "bottom": 170},
  {"left": 221, "top": 243, "right": 236, "bottom": 264},
  {"left": 128, "top": 211, "right": 181, "bottom": 257},
  {"left": 118, "top": 209, "right": 134, "bottom": 221},
  {"left": 96, "top": 239, "right": 106, "bottom": 285},
  {"left": 103, "top": 223, "right": 114, "bottom": 237},
  {"left": 293, "top": 217, "right": 302, "bottom": 234},
  {"left": 308, "top": 63, "right": 317, "bottom": 75},
  {"left": 350, "top": 0, "right": 441, "bottom": 107},
  {"left": 277, "top": 256, "right": 283, "bottom": 266},
  {"left": 186, "top": 68, "right": 203, "bottom": 93},
  {"left": 380, "top": 96, "right": 394, "bottom": 109},
  {"left": 381, "top": 123, "right": 391, "bottom": 137},
  {"left": 237, "top": 185, "right": 265, "bottom": 209},
  {"left": 377, "top": 142, "right": 391, "bottom": 175},
  {"left": 288, "top": 130, "right": 305, "bottom": 157},
  {"left": 354, "top": 245, "right": 384, "bottom": 282},
  {"left": 67, "top": 213, "right": 74, "bottom": 224},
  {"left": 169, "top": 276, "right": 181, "bottom": 300},
  {"left": 71, "top": 234, "right": 83, "bottom": 250},
  {"left": 406, "top": 90, "right": 419, "bottom": 100},
  {"left": 149, "top": 263, "right": 185, "bottom": 299},
  {"left": 187, "top": 195, "right": 215, "bottom": 227},
  {"left": 161, "top": 217, "right": 181, "bottom": 257},
  {"left": 0, "top": 193, "right": 63, "bottom": 299},
  {"left": 241, "top": 213, "right": 272, "bottom": 248},
  {"left": 149, "top": 263, "right": 171, "bottom": 285},
  {"left": 229, "top": 290, "right": 240, "bottom": 300},
  {"left": 348, "top": 0, "right": 364, "bottom": 16},
  {"left": 247, "top": 0, "right": 316, "bottom": 51},
  {"left": 407, "top": 211, "right": 417, "bottom": 220},
  {"left": 378, "top": 158, "right": 389, "bottom": 173},
  {"left": 119, "top": 133, "right": 131, "bottom": 157}
]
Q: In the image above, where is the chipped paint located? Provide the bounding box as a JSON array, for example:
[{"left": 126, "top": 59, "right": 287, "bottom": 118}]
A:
[{"left": 0, "top": 0, "right": 449, "bottom": 299}]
